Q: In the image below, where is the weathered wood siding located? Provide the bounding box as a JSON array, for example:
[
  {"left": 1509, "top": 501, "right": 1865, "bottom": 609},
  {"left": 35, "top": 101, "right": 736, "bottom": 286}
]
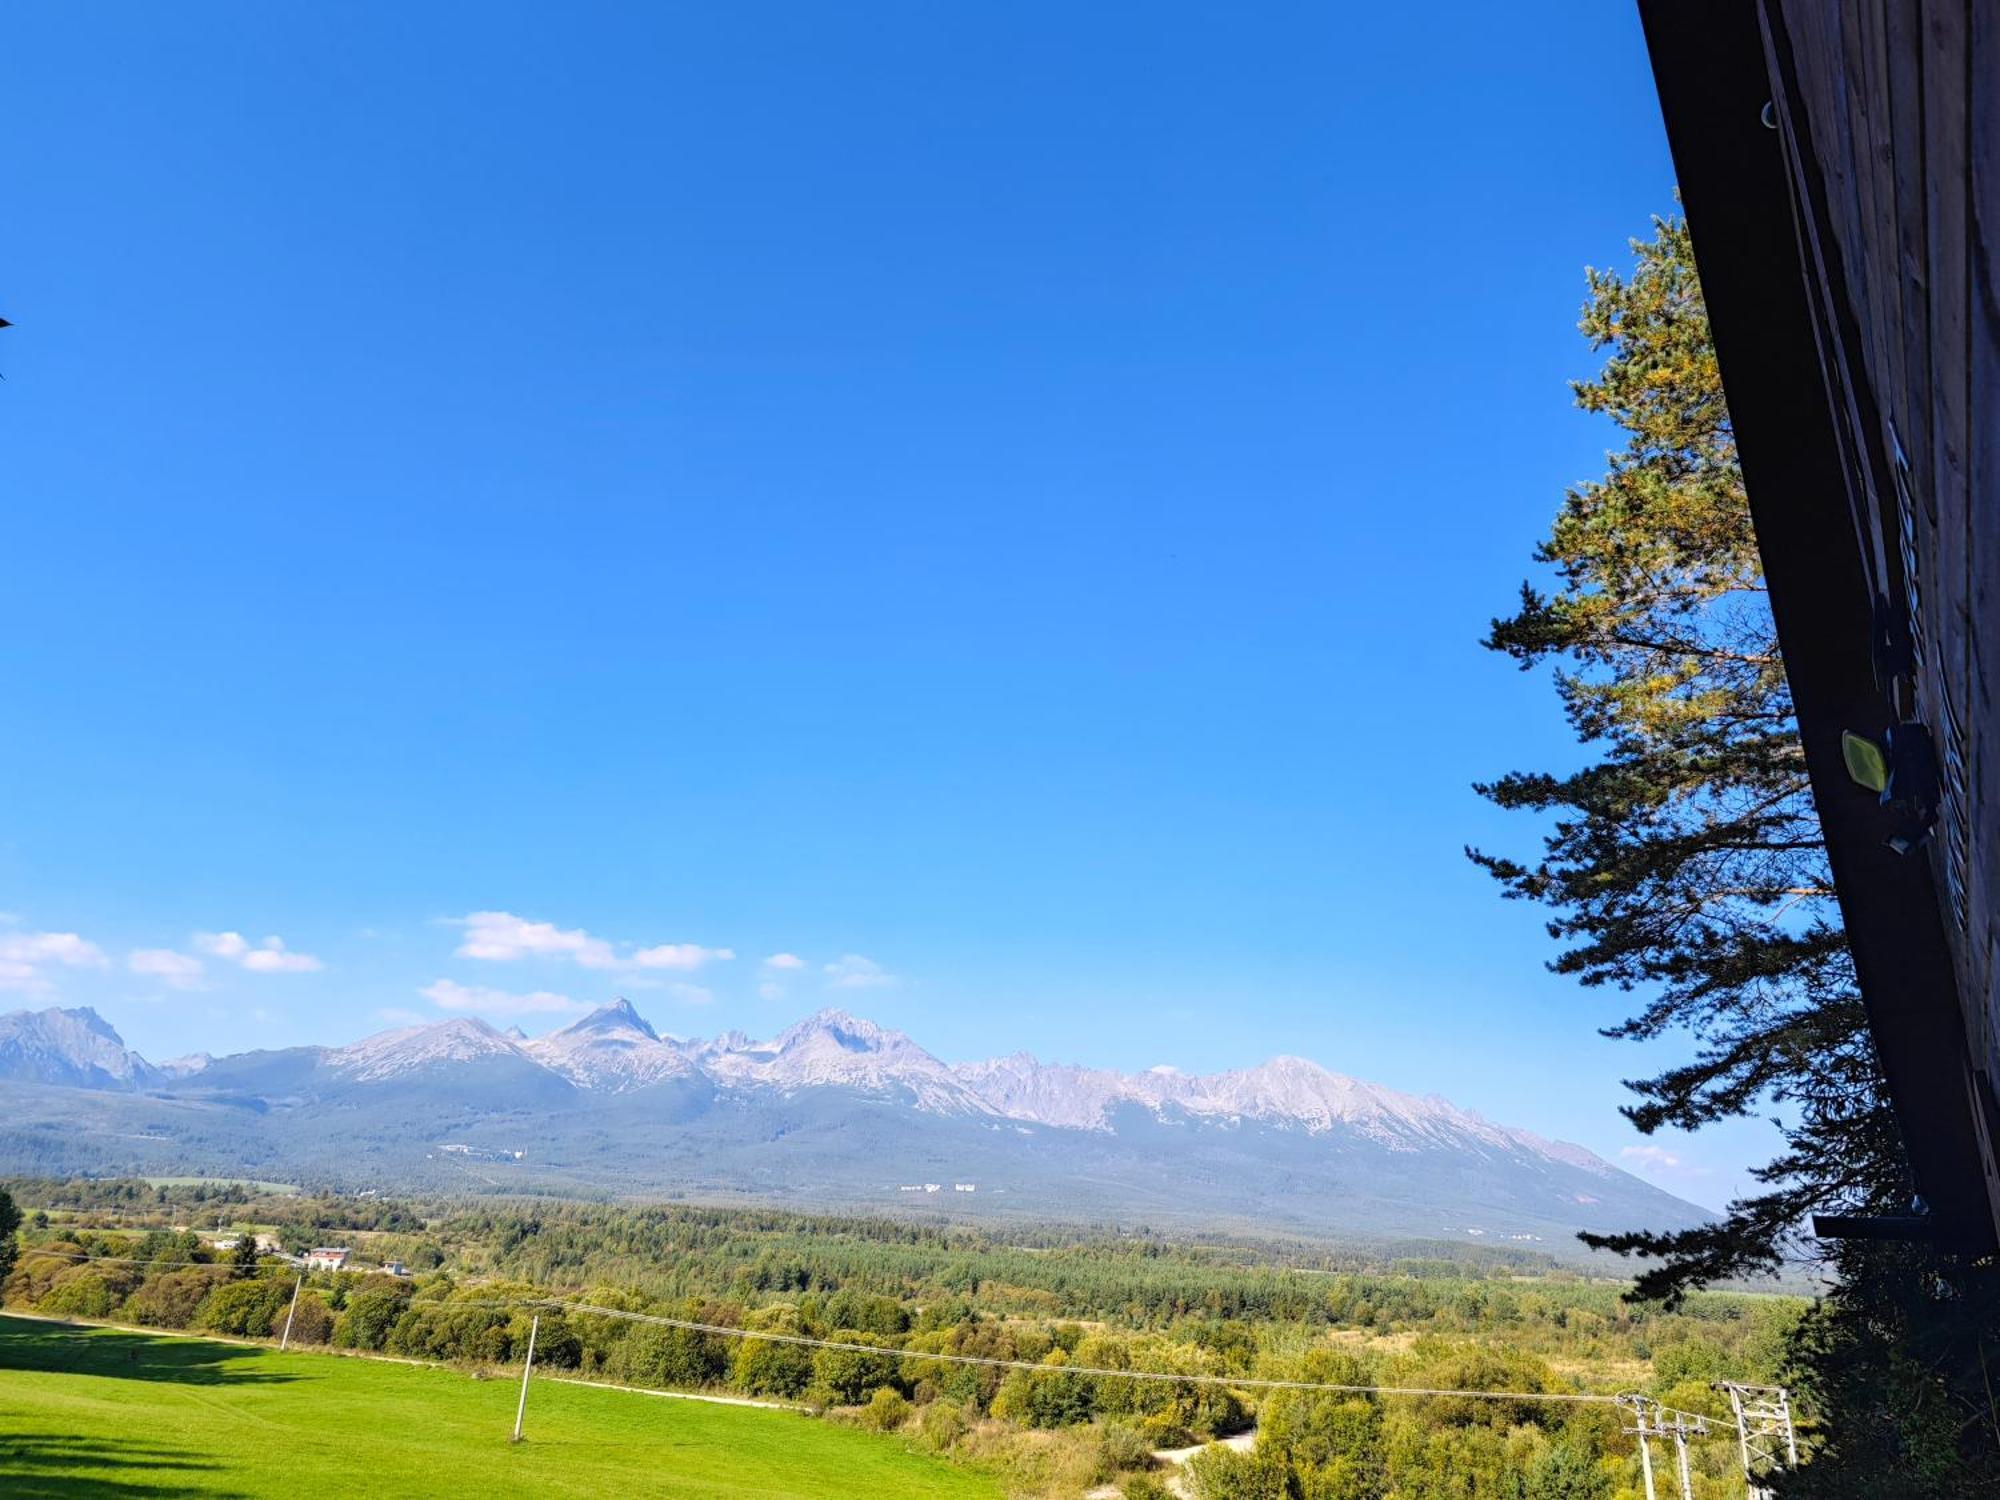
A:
[{"left": 1762, "top": 0, "right": 2000, "bottom": 1224}]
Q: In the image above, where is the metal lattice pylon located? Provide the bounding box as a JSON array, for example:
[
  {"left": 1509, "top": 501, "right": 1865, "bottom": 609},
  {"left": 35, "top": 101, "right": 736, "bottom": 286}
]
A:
[{"left": 1712, "top": 1381, "right": 1799, "bottom": 1499}]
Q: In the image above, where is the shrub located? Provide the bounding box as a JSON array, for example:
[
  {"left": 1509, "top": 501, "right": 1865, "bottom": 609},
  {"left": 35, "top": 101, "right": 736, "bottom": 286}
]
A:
[
  {"left": 810, "top": 1333, "right": 902, "bottom": 1405},
  {"left": 332, "top": 1288, "right": 407, "bottom": 1350},
  {"left": 284, "top": 1291, "right": 335, "bottom": 1346},
  {"left": 123, "top": 1269, "right": 228, "bottom": 1330},
  {"left": 734, "top": 1335, "right": 814, "bottom": 1398},
  {"left": 194, "top": 1277, "right": 291, "bottom": 1338},
  {"left": 917, "top": 1399, "right": 971, "bottom": 1452},
  {"left": 1185, "top": 1445, "right": 1287, "bottom": 1500},
  {"left": 860, "top": 1386, "right": 913, "bottom": 1432},
  {"left": 1096, "top": 1421, "right": 1154, "bottom": 1478},
  {"left": 623, "top": 1322, "right": 730, "bottom": 1389},
  {"left": 5, "top": 1245, "right": 88, "bottom": 1306},
  {"left": 39, "top": 1269, "right": 119, "bottom": 1319}
]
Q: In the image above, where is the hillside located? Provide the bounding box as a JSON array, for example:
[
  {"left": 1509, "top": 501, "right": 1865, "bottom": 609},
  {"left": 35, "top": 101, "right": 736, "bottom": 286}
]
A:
[{"left": 0, "top": 1315, "right": 1000, "bottom": 1500}]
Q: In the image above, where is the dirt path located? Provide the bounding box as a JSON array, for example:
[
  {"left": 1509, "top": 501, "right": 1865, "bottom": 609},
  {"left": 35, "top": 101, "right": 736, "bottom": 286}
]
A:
[{"left": 1084, "top": 1427, "right": 1256, "bottom": 1499}]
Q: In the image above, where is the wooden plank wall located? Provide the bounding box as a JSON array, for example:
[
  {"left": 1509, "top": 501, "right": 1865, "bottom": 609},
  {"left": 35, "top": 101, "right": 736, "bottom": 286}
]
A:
[{"left": 1768, "top": 0, "right": 2000, "bottom": 1217}]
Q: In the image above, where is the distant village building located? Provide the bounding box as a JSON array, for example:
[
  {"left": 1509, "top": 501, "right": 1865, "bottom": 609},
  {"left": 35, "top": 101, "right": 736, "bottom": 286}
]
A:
[
  {"left": 382, "top": 1260, "right": 410, "bottom": 1277},
  {"left": 953, "top": 1183, "right": 976, "bottom": 1193},
  {"left": 923, "top": 1183, "right": 941, "bottom": 1193},
  {"left": 303, "top": 1247, "right": 350, "bottom": 1271}
]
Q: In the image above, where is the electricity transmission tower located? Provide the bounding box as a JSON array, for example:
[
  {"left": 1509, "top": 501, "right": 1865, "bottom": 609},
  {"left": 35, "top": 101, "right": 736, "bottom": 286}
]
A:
[{"left": 1712, "top": 1382, "right": 1798, "bottom": 1499}]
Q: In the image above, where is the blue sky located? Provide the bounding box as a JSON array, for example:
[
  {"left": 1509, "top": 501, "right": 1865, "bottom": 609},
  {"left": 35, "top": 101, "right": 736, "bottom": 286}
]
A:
[{"left": 0, "top": 3, "right": 1778, "bottom": 1206}]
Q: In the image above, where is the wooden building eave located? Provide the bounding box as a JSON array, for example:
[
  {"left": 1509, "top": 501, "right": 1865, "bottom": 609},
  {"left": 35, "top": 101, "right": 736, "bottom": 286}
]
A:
[{"left": 1635, "top": 0, "right": 2000, "bottom": 1254}]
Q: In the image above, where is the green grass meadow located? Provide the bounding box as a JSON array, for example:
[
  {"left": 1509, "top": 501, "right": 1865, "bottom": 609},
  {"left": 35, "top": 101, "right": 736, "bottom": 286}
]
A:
[{"left": 0, "top": 1315, "right": 1002, "bottom": 1499}]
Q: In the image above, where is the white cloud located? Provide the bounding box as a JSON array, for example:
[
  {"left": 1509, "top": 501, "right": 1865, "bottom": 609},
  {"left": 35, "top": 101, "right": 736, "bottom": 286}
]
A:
[
  {"left": 1621, "top": 1145, "right": 1708, "bottom": 1176},
  {"left": 758, "top": 980, "right": 785, "bottom": 1001},
  {"left": 194, "top": 931, "right": 323, "bottom": 974},
  {"left": 762, "top": 952, "right": 805, "bottom": 970},
  {"left": 664, "top": 982, "right": 715, "bottom": 1007},
  {"left": 421, "top": 978, "right": 589, "bottom": 1017},
  {"left": 0, "top": 931, "right": 110, "bottom": 993},
  {"left": 129, "top": 949, "right": 207, "bottom": 990},
  {"left": 454, "top": 911, "right": 733, "bottom": 974},
  {"left": 239, "top": 940, "right": 322, "bottom": 974},
  {"left": 1621, "top": 1145, "right": 1680, "bottom": 1169},
  {"left": 824, "top": 953, "right": 897, "bottom": 990},
  {"left": 631, "top": 942, "right": 735, "bottom": 971},
  {"left": 455, "top": 911, "right": 620, "bottom": 969}
]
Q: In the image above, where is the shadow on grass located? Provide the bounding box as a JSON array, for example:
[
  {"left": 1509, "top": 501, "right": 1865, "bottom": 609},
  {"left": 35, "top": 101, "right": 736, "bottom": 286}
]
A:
[
  {"left": 0, "top": 1433, "right": 246, "bottom": 1499},
  {"left": 0, "top": 1317, "right": 298, "bottom": 1387}
]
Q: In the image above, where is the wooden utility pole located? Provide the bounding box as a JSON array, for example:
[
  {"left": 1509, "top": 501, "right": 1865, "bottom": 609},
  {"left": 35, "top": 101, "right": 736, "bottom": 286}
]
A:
[
  {"left": 1619, "top": 1394, "right": 1660, "bottom": 1500},
  {"left": 511, "top": 1313, "right": 540, "bottom": 1444},
  {"left": 1672, "top": 1417, "right": 1695, "bottom": 1500},
  {"left": 1621, "top": 1394, "right": 1706, "bottom": 1500},
  {"left": 278, "top": 1275, "right": 303, "bottom": 1351}
]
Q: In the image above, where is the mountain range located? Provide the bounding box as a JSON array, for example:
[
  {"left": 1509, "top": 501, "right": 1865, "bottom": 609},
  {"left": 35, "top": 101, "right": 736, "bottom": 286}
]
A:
[{"left": 0, "top": 1000, "right": 1710, "bottom": 1250}]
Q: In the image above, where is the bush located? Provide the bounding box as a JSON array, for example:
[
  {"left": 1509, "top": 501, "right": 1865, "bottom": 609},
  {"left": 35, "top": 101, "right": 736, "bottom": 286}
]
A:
[
  {"left": 1185, "top": 1445, "right": 1287, "bottom": 1500},
  {"left": 1523, "top": 1442, "right": 1612, "bottom": 1500},
  {"left": 5, "top": 1245, "right": 88, "bottom": 1306},
  {"left": 39, "top": 1269, "right": 119, "bottom": 1319},
  {"left": 859, "top": 1386, "right": 912, "bottom": 1432},
  {"left": 284, "top": 1291, "right": 335, "bottom": 1346},
  {"left": 123, "top": 1269, "right": 228, "bottom": 1330},
  {"left": 1096, "top": 1421, "right": 1154, "bottom": 1478},
  {"left": 195, "top": 1278, "right": 291, "bottom": 1338},
  {"left": 734, "top": 1334, "right": 814, "bottom": 1398},
  {"left": 333, "top": 1288, "right": 407, "bottom": 1350},
  {"left": 917, "top": 1399, "right": 971, "bottom": 1452},
  {"left": 623, "top": 1322, "right": 730, "bottom": 1389},
  {"left": 810, "top": 1333, "right": 902, "bottom": 1405}
]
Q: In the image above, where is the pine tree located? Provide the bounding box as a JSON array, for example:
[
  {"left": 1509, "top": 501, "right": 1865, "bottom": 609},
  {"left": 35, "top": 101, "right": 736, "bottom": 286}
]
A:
[
  {"left": 1473, "top": 213, "right": 1888, "bottom": 1298},
  {"left": 1476, "top": 213, "right": 2000, "bottom": 1494}
]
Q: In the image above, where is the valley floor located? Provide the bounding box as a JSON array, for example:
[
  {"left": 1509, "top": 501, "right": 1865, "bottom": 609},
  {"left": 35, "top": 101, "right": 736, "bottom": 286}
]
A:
[{"left": 0, "top": 1315, "right": 1002, "bottom": 1500}]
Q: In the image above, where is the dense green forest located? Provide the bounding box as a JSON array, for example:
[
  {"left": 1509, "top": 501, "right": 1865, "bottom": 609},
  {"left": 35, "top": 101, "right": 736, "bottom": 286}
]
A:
[{"left": 1, "top": 1178, "right": 1798, "bottom": 1498}]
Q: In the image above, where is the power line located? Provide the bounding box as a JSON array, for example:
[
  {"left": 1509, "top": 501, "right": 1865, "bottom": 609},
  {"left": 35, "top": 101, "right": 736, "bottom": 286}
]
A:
[
  {"left": 452, "top": 1296, "right": 1621, "bottom": 1405},
  {"left": 17, "top": 1248, "right": 1748, "bottom": 1435},
  {"left": 18, "top": 1247, "right": 247, "bottom": 1270}
]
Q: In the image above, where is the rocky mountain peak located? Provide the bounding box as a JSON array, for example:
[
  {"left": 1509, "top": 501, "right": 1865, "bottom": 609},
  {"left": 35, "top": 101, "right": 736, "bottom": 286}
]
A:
[
  {"left": 521, "top": 998, "right": 692, "bottom": 1092},
  {"left": 0, "top": 1005, "right": 160, "bottom": 1089},
  {"left": 559, "top": 997, "right": 658, "bottom": 1041}
]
